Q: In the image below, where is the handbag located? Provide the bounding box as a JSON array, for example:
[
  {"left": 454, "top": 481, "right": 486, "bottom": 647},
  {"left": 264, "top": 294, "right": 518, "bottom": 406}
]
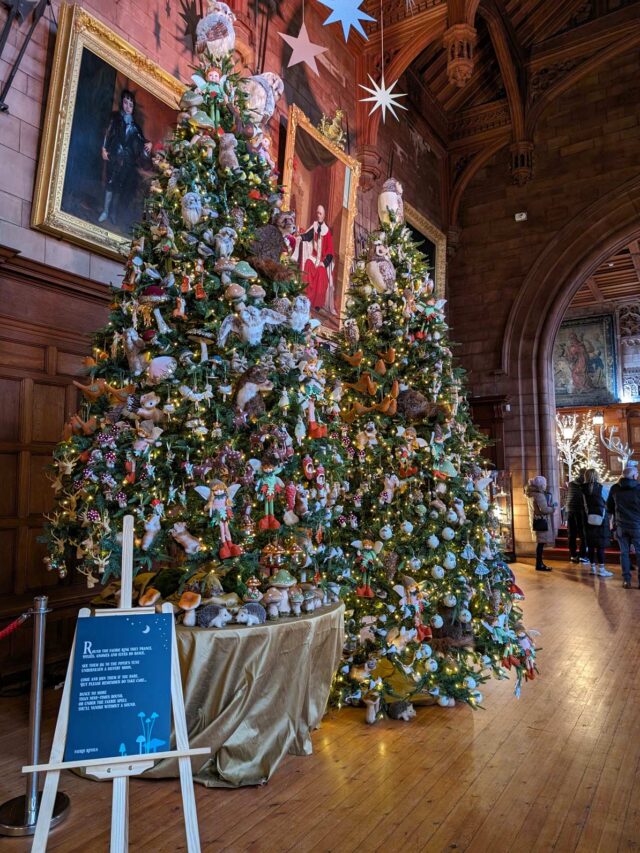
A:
[
  {"left": 532, "top": 516, "right": 548, "bottom": 532},
  {"left": 583, "top": 494, "right": 605, "bottom": 526}
]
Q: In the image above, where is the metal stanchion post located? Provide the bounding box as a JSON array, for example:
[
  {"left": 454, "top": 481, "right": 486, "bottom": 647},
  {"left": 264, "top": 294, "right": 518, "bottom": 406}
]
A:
[{"left": 0, "top": 595, "right": 70, "bottom": 836}]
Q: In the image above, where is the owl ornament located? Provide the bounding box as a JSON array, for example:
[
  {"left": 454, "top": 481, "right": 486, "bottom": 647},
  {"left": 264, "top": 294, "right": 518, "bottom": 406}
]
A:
[
  {"left": 181, "top": 192, "right": 203, "bottom": 227},
  {"left": 377, "top": 178, "right": 404, "bottom": 225},
  {"left": 365, "top": 233, "right": 396, "bottom": 294},
  {"left": 343, "top": 318, "right": 360, "bottom": 346},
  {"left": 367, "top": 303, "right": 384, "bottom": 331},
  {"left": 196, "top": 1, "right": 236, "bottom": 59}
]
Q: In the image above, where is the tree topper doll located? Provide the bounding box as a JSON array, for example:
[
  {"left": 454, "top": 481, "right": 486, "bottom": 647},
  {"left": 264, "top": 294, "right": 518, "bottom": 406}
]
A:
[
  {"left": 195, "top": 479, "right": 243, "bottom": 559},
  {"left": 192, "top": 66, "right": 232, "bottom": 128}
]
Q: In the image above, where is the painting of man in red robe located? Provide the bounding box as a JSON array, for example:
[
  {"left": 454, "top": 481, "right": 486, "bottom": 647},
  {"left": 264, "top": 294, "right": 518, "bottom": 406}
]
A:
[{"left": 294, "top": 205, "right": 337, "bottom": 315}]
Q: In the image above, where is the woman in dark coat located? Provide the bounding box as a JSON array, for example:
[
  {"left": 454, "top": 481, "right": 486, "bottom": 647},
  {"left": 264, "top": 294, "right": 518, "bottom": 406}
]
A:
[{"left": 581, "top": 468, "right": 613, "bottom": 578}]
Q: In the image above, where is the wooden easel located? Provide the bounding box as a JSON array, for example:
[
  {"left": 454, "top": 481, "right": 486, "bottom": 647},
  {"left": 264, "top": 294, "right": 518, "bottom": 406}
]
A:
[{"left": 24, "top": 516, "right": 210, "bottom": 852}]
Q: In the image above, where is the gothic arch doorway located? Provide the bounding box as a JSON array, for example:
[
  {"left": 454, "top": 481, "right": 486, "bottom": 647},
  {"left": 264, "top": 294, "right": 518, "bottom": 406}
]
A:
[{"left": 501, "top": 174, "right": 640, "bottom": 553}]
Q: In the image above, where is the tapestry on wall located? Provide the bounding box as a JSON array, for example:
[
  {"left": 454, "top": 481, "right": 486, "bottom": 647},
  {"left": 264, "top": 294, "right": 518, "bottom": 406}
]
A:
[{"left": 554, "top": 314, "right": 618, "bottom": 407}]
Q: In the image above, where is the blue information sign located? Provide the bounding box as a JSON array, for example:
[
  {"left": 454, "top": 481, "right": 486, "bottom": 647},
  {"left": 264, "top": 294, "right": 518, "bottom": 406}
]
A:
[{"left": 64, "top": 613, "right": 173, "bottom": 762}]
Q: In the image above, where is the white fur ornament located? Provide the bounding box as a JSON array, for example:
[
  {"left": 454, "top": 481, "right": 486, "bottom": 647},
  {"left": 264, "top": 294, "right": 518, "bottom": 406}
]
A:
[
  {"left": 444, "top": 552, "right": 457, "bottom": 570},
  {"left": 147, "top": 356, "right": 177, "bottom": 384}
]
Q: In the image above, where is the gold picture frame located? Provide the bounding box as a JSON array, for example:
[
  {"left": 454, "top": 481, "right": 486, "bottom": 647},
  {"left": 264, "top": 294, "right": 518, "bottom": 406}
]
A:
[
  {"left": 32, "top": 4, "right": 184, "bottom": 259},
  {"left": 282, "top": 104, "right": 361, "bottom": 334},
  {"left": 404, "top": 202, "right": 447, "bottom": 299}
]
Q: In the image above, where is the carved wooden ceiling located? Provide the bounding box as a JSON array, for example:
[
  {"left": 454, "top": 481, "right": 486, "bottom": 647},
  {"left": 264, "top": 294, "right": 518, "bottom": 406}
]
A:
[
  {"left": 352, "top": 0, "right": 640, "bottom": 231},
  {"left": 570, "top": 242, "right": 640, "bottom": 309}
]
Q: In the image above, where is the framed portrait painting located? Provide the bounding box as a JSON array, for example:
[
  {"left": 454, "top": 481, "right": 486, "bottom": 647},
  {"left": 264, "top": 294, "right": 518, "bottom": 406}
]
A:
[
  {"left": 282, "top": 105, "right": 361, "bottom": 334},
  {"left": 554, "top": 315, "right": 618, "bottom": 407},
  {"left": 404, "top": 203, "right": 447, "bottom": 299},
  {"left": 32, "top": 4, "right": 184, "bottom": 259}
]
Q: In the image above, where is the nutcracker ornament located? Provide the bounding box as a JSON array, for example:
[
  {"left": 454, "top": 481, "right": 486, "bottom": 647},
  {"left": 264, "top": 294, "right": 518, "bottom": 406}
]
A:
[{"left": 195, "top": 479, "right": 243, "bottom": 559}]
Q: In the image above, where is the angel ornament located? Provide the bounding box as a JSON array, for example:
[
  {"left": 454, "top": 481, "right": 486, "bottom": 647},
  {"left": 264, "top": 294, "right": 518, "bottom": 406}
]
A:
[
  {"left": 195, "top": 480, "right": 243, "bottom": 559},
  {"left": 218, "top": 305, "right": 287, "bottom": 346}
]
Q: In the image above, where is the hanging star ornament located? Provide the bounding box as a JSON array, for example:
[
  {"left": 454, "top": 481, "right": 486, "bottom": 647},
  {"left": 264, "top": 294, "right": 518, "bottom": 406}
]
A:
[
  {"left": 318, "top": 0, "right": 376, "bottom": 42},
  {"left": 279, "top": 22, "right": 327, "bottom": 75},
  {"left": 359, "top": 74, "right": 408, "bottom": 122}
]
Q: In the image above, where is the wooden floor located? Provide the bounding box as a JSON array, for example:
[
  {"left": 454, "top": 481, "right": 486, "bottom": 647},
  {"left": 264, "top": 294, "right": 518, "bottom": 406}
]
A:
[{"left": 1, "top": 559, "right": 639, "bottom": 852}]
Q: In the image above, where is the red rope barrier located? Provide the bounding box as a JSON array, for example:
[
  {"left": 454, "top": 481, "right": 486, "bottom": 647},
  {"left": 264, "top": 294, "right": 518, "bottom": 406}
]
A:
[{"left": 0, "top": 613, "right": 30, "bottom": 641}]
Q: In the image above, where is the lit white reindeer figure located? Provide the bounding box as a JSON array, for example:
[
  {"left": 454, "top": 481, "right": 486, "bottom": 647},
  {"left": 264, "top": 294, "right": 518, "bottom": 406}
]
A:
[{"left": 600, "top": 425, "right": 635, "bottom": 469}]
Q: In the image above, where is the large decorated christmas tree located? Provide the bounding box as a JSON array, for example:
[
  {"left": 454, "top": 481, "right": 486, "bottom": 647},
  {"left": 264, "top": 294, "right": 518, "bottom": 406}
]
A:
[
  {"left": 43, "top": 2, "right": 349, "bottom": 609},
  {"left": 328, "top": 183, "right": 536, "bottom": 717}
]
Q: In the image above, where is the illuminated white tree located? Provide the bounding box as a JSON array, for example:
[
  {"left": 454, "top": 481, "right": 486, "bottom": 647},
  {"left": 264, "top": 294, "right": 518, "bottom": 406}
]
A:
[{"left": 556, "top": 412, "right": 608, "bottom": 481}]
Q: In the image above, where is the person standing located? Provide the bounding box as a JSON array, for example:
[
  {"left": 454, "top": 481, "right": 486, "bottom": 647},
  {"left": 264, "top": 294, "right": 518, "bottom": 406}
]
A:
[
  {"left": 606, "top": 466, "right": 640, "bottom": 589},
  {"left": 295, "top": 205, "right": 336, "bottom": 314},
  {"left": 98, "top": 90, "right": 152, "bottom": 226},
  {"left": 581, "top": 468, "right": 613, "bottom": 578},
  {"left": 565, "top": 468, "right": 589, "bottom": 564},
  {"left": 525, "top": 475, "right": 557, "bottom": 572}
]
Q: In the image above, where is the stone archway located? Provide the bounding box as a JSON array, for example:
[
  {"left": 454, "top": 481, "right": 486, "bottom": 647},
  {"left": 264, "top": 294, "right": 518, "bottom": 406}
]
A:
[{"left": 500, "top": 174, "right": 640, "bottom": 553}]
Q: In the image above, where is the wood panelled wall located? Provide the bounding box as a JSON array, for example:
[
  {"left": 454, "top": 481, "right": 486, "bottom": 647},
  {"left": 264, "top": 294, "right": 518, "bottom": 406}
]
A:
[{"left": 0, "top": 247, "right": 108, "bottom": 680}]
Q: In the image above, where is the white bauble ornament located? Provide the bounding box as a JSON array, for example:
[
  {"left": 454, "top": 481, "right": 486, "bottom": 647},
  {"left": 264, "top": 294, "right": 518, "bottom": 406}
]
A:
[
  {"left": 478, "top": 497, "right": 490, "bottom": 512},
  {"left": 380, "top": 524, "right": 393, "bottom": 540},
  {"left": 429, "top": 510, "right": 439, "bottom": 520},
  {"left": 431, "top": 565, "right": 445, "bottom": 580},
  {"left": 459, "top": 608, "right": 472, "bottom": 623},
  {"left": 422, "top": 643, "right": 432, "bottom": 657},
  {"left": 438, "top": 695, "right": 450, "bottom": 707},
  {"left": 401, "top": 520, "right": 414, "bottom": 535},
  {"left": 446, "top": 509, "right": 458, "bottom": 524},
  {"left": 472, "top": 691, "right": 483, "bottom": 703},
  {"left": 409, "top": 557, "right": 422, "bottom": 570},
  {"left": 443, "top": 594, "right": 457, "bottom": 608},
  {"left": 463, "top": 676, "right": 477, "bottom": 689},
  {"left": 444, "top": 552, "right": 457, "bottom": 570},
  {"left": 431, "top": 614, "right": 443, "bottom": 629},
  {"left": 442, "top": 526, "right": 455, "bottom": 541},
  {"left": 435, "top": 482, "right": 447, "bottom": 494},
  {"left": 427, "top": 658, "right": 438, "bottom": 672},
  {"left": 427, "top": 534, "right": 440, "bottom": 548}
]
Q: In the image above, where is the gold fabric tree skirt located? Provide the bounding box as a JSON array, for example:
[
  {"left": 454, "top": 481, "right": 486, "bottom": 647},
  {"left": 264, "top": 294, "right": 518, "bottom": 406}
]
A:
[{"left": 144, "top": 603, "right": 345, "bottom": 787}]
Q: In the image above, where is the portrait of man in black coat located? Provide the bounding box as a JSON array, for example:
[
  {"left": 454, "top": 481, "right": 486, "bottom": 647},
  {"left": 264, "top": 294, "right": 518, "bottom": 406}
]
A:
[{"left": 98, "top": 89, "right": 152, "bottom": 225}]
